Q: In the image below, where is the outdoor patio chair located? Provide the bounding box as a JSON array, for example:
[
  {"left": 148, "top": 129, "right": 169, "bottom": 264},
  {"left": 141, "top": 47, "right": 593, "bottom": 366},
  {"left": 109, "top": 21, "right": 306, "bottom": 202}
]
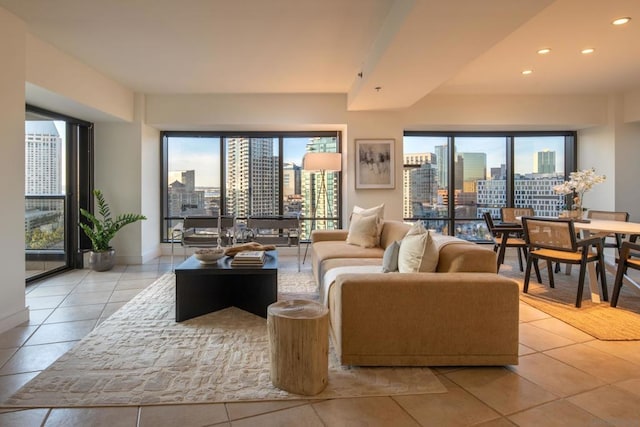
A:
[{"left": 522, "top": 216, "right": 608, "bottom": 308}]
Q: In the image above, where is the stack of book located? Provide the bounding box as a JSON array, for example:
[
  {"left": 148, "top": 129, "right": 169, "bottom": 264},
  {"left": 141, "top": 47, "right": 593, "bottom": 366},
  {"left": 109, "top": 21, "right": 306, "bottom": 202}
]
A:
[{"left": 230, "top": 250, "right": 266, "bottom": 267}]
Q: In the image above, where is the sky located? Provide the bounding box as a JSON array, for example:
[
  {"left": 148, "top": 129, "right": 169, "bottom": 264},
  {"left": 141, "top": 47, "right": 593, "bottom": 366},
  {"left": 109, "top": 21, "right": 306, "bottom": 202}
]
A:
[
  {"left": 168, "top": 137, "right": 310, "bottom": 187},
  {"left": 404, "top": 135, "right": 565, "bottom": 176},
  {"left": 168, "top": 135, "right": 567, "bottom": 187}
]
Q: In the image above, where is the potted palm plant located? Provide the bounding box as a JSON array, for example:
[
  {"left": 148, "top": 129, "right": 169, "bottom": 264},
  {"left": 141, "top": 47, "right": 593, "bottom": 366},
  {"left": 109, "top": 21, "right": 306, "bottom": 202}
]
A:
[{"left": 79, "top": 189, "right": 147, "bottom": 271}]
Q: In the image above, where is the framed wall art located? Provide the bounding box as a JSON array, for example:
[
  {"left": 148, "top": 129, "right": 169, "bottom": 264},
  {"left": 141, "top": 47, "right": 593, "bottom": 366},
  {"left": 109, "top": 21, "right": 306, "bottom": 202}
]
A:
[{"left": 355, "top": 139, "right": 395, "bottom": 189}]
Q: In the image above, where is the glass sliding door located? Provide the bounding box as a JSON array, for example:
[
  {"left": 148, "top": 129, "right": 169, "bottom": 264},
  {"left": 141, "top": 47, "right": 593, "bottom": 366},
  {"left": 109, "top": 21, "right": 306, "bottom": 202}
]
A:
[
  {"left": 25, "top": 107, "right": 93, "bottom": 281},
  {"left": 25, "top": 117, "right": 67, "bottom": 278}
]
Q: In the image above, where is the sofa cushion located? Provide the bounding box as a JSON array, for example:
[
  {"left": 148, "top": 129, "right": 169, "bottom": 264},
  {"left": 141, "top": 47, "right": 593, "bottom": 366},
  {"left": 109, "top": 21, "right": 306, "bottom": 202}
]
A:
[
  {"left": 352, "top": 204, "right": 385, "bottom": 245},
  {"left": 436, "top": 241, "right": 497, "bottom": 273},
  {"left": 353, "top": 203, "right": 384, "bottom": 219},
  {"left": 382, "top": 240, "right": 401, "bottom": 273},
  {"left": 398, "top": 222, "right": 439, "bottom": 273},
  {"left": 321, "top": 264, "right": 381, "bottom": 304},
  {"left": 379, "top": 220, "right": 411, "bottom": 249},
  {"left": 346, "top": 212, "right": 381, "bottom": 248}
]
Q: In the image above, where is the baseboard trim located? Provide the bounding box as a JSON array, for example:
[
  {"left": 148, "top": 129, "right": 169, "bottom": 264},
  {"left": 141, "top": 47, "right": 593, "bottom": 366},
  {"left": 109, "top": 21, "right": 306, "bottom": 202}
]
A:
[{"left": 0, "top": 306, "right": 29, "bottom": 334}]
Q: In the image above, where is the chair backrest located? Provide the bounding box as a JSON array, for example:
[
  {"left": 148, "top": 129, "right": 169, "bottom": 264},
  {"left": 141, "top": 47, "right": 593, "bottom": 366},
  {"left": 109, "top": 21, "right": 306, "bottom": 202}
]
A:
[
  {"left": 522, "top": 217, "right": 578, "bottom": 252},
  {"left": 501, "top": 207, "right": 534, "bottom": 223},
  {"left": 587, "top": 210, "right": 629, "bottom": 222},
  {"left": 482, "top": 212, "right": 497, "bottom": 237},
  {"left": 247, "top": 215, "right": 300, "bottom": 230},
  {"left": 183, "top": 216, "right": 235, "bottom": 232}
]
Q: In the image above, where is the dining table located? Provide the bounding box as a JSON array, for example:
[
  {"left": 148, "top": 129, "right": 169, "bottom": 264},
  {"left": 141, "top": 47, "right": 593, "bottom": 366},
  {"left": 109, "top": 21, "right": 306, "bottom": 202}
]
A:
[{"left": 514, "top": 217, "right": 640, "bottom": 304}]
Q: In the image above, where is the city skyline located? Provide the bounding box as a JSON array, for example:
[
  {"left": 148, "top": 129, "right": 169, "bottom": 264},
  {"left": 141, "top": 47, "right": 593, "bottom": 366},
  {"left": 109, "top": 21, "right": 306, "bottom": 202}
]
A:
[
  {"left": 404, "top": 136, "right": 565, "bottom": 177},
  {"left": 168, "top": 137, "right": 315, "bottom": 187}
]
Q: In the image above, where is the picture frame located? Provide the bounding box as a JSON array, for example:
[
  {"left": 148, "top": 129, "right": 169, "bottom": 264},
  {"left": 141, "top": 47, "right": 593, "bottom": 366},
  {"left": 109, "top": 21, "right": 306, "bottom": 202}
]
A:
[{"left": 355, "top": 139, "right": 395, "bottom": 189}]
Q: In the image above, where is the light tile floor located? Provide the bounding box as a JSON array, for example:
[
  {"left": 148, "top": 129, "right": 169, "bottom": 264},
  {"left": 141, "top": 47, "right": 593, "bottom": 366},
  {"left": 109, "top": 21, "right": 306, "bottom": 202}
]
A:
[{"left": 1, "top": 253, "right": 640, "bottom": 426}]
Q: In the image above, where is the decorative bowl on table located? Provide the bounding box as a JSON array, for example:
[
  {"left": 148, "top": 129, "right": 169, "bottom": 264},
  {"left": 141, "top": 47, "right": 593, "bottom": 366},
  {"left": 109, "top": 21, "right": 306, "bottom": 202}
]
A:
[{"left": 194, "top": 248, "right": 225, "bottom": 264}]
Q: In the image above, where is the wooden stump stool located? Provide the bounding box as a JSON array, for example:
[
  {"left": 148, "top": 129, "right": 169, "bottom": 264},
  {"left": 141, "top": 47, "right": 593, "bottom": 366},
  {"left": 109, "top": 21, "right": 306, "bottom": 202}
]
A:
[{"left": 267, "top": 299, "right": 329, "bottom": 395}]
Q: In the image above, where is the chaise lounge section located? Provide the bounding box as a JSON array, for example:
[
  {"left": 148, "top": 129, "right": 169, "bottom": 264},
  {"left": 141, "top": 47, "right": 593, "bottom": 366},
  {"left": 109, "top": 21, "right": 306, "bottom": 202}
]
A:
[{"left": 311, "top": 220, "right": 520, "bottom": 367}]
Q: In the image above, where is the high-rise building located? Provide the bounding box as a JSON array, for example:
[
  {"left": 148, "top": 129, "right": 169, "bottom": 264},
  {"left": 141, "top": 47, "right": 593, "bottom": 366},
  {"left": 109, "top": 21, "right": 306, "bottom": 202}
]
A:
[
  {"left": 181, "top": 170, "right": 195, "bottom": 192},
  {"left": 283, "top": 162, "right": 302, "bottom": 216},
  {"left": 167, "top": 171, "right": 208, "bottom": 216},
  {"left": 24, "top": 121, "right": 64, "bottom": 241},
  {"left": 403, "top": 163, "right": 438, "bottom": 218},
  {"left": 535, "top": 149, "right": 556, "bottom": 174},
  {"left": 434, "top": 145, "right": 448, "bottom": 188},
  {"left": 225, "top": 138, "right": 278, "bottom": 218},
  {"left": 282, "top": 162, "right": 301, "bottom": 196},
  {"left": 25, "top": 121, "right": 62, "bottom": 195},
  {"left": 302, "top": 137, "right": 339, "bottom": 233},
  {"left": 404, "top": 152, "right": 436, "bottom": 166},
  {"left": 477, "top": 177, "right": 565, "bottom": 217}
]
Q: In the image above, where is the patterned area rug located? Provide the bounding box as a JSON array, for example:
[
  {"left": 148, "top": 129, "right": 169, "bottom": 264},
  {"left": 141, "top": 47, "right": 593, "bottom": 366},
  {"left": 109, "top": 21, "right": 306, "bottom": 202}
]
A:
[
  {"left": 500, "top": 257, "right": 640, "bottom": 340},
  {"left": 3, "top": 271, "right": 445, "bottom": 408}
]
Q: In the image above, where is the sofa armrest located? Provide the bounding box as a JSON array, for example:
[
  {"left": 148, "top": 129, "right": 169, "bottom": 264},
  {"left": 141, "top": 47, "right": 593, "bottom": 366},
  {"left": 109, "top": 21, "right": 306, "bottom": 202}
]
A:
[{"left": 311, "top": 229, "right": 349, "bottom": 243}]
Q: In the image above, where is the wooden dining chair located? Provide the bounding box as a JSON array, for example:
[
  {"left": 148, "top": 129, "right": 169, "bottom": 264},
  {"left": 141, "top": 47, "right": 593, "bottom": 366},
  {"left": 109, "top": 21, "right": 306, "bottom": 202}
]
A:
[
  {"left": 501, "top": 207, "right": 534, "bottom": 225},
  {"left": 610, "top": 241, "right": 640, "bottom": 307},
  {"left": 521, "top": 217, "right": 608, "bottom": 308},
  {"left": 586, "top": 210, "right": 630, "bottom": 255},
  {"left": 483, "top": 212, "right": 528, "bottom": 272}
]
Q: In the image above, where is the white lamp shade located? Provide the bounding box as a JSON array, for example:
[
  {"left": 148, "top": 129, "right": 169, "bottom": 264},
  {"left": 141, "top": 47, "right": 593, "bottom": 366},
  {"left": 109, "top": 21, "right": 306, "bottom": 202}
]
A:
[{"left": 303, "top": 152, "right": 342, "bottom": 172}]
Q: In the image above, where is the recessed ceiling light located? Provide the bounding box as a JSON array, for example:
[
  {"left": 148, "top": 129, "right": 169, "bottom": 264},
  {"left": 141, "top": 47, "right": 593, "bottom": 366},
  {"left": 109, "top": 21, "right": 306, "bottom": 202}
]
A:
[
  {"left": 612, "top": 17, "right": 631, "bottom": 26},
  {"left": 581, "top": 48, "right": 595, "bottom": 54},
  {"left": 537, "top": 48, "right": 551, "bottom": 55},
  {"left": 522, "top": 69, "right": 533, "bottom": 75}
]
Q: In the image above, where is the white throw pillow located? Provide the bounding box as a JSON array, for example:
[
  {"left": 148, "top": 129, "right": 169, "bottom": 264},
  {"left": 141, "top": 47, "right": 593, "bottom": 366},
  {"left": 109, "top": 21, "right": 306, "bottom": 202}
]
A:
[
  {"left": 353, "top": 203, "right": 384, "bottom": 219},
  {"left": 346, "top": 212, "right": 380, "bottom": 248},
  {"left": 352, "top": 204, "right": 384, "bottom": 245},
  {"left": 397, "top": 222, "right": 439, "bottom": 273}
]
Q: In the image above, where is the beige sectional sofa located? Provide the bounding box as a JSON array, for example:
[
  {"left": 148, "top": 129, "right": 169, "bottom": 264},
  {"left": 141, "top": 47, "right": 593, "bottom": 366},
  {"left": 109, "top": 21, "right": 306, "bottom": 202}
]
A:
[{"left": 311, "top": 220, "right": 520, "bottom": 367}]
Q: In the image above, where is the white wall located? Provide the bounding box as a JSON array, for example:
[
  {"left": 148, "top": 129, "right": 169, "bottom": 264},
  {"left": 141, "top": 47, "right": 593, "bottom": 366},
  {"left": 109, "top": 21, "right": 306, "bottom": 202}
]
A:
[
  {"left": 0, "top": 8, "right": 29, "bottom": 333},
  {"left": 26, "top": 34, "right": 134, "bottom": 122},
  {"left": 403, "top": 94, "right": 608, "bottom": 130},
  {"left": 94, "top": 117, "right": 146, "bottom": 264},
  {"left": 139, "top": 94, "right": 162, "bottom": 262},
  {"left": 146, "top": 93, "right": 347, "bottom": 131},
  {"left": 624, "top": 89, "right": 640, "bottom": 123},
  {"left": 576, "top": 96, "right": 618, "bottom": 211}
]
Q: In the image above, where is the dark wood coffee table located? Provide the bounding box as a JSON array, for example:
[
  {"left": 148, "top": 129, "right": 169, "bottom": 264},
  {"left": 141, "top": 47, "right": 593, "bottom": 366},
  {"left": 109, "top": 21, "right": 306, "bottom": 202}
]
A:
[{"left": 174, "top": 251, "right": 278, "bottom": 322}]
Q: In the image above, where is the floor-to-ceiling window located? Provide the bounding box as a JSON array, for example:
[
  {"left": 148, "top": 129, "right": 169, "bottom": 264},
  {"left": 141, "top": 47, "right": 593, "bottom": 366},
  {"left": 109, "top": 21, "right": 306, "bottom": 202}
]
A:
[
  {"left": 25, "top": 106, "right": 93, "bottom": 281},
  {"left": 161, "top": 131, "right": 341, "bottom": 242},
  {"left": 403, "top": 131, "right": 576, "bottom": 241}
]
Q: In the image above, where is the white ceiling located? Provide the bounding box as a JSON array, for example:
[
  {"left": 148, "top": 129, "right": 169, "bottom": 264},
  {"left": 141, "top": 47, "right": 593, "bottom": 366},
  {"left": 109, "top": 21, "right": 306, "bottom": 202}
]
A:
[{"left": 2, "top": 0, "right": 640, "bottom": 111}]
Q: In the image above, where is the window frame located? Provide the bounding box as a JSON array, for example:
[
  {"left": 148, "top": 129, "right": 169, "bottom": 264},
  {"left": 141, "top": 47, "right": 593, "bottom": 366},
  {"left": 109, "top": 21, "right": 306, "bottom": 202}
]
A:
[
  {"left": 403, "top": 130, "right": 577, "bottom": 237},
  {"left": 25, "top": 104, "right": 94, "bottom": 282},
  {"left": 160, "top": 130, "right": 342, "bottom": 243}
]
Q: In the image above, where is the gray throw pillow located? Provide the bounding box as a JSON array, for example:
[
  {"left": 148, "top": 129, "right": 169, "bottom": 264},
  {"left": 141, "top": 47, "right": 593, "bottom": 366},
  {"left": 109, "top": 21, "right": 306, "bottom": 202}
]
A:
[{"left": 382, "top": 240, "right": 401, "bottom": 273}]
